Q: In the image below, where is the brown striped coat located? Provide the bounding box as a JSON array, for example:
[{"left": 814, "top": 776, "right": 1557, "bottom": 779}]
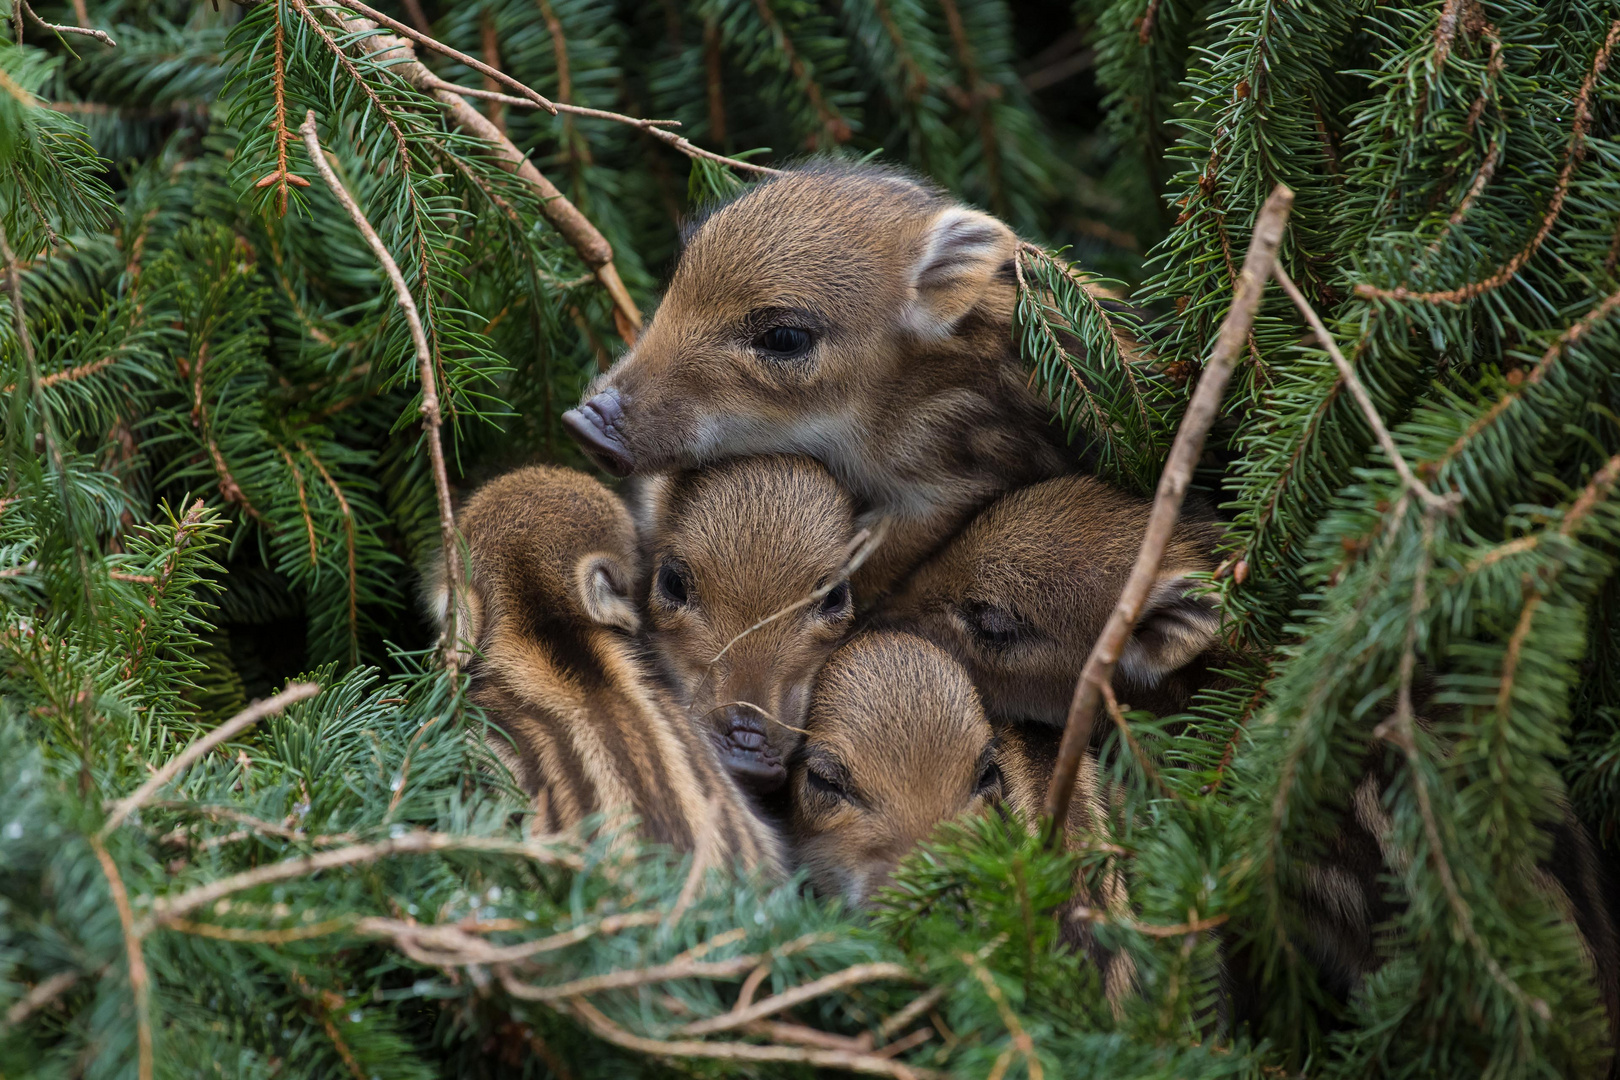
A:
[{"left": 429, "top": 465, "right": 783, "bottom": 876}]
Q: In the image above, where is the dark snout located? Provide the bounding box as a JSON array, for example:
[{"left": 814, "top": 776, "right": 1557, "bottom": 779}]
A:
[
  {"left": 562, "top": 388, "right": 634, "bottom": 476},
  {"left": 712, "top": 706, "right": 786, "bottom": 794}
]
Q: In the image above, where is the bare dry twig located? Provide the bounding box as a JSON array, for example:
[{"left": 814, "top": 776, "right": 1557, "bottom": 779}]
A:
[
  {"left": 1044, "top": 184, "right": 1295, "bottom": 830},
  {"left": 20, "top": 0, "right": 115, "bottom": 46},
  {"left": 2, "top": 971, "right": 80, "bottom": 1028},
  {"left": 557, "top": 996, "right": 946, "bottom": 1080},
  {"left": 140, "top": 831, "right": 582, "bottom": 932},
  {"left": 100, "top": 682, "right": 321, "bottom": 838},
  {"left": 676, "top": 962, "right": 916, "bottom": 1036},
  {"left": 299, "top": 111, "right": 464, "bottom": 681}
]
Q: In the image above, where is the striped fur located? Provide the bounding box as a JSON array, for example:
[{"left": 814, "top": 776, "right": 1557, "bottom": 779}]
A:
[
  {"left": 434, "top": 465, "right": 783, "bottom": 876},
  {"left": 630, "top": 455, "right": 857, "bottom": 792},
  {"left": 567, "top": 163, "right": 1071, "bottom": 601},
  {"left": 787, "top": 630, "right": 1134, "bottom": 1003},
  {"left": 879, "top": 473, "right": 1225, "bottom": 725}
]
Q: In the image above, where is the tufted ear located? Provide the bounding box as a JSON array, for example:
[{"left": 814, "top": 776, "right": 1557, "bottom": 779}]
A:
[
  {"left": 1117, "top": 576, "right": 1220, "bottom": 688},
  {"left": 576, "top": 553, "right": 641, "bottom": 634},
  {"left": 905, "top": 205, "right": 1019, "bottom": 338}
]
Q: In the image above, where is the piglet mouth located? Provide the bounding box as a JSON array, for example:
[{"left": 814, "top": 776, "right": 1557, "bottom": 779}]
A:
[
  {"left": 714, "top": 711, "right": 786, "bottom": 794},
  {"left": 562, "top": 387, "right": 635, "bottom": 476}
]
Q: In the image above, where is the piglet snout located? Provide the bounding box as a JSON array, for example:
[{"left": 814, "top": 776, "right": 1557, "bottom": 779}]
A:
[
  {"left": 713, "top": 706, "right": 786, "bottom": 794},
  {"left": 562, "top": 388, "right": 635, "bottom": 476}
]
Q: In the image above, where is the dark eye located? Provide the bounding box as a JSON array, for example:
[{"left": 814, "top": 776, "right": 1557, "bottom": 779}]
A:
[
  {"left": 806, "top": 768, "right": 852, "bottom": 802},
  {"left": 962, "top": 601, "right": 1024, "bottom": 649},
  {"left": 818, "top": 581, "right": 851, "bottom": 618},
  {"left": 655, "top": 561, "right": 691, "bottom": 606},
  {"left": 754, "top": 326, "right": 814, "bottom": 358},
  {"left": 974, "top": 759, "right": 1003, "bottom": 797}
]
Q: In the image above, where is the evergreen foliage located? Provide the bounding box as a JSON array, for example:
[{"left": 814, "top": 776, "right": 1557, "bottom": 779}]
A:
[{"left": 3, "top": 0, "right": 1620, "bottom": 1077}]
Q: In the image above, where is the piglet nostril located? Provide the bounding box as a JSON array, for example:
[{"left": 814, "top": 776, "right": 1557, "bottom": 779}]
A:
[
  {"left": 713, "top": 706, "right": 785, "bottom": 794},
  {"left": 562, "top": 388, "right": 635, "bottom": 477}
]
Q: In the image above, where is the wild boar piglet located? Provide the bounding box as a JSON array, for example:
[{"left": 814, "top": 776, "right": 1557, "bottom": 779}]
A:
[
  {"left": 425, "top": 465, "right": 782, "bottom": 875},
  {"left": 634, "top": 455, "right": 858, "bottom": 795},
  {"left": 788, "top": 630, "right": 999, "bottom": 908},
  {"left": 881, "top": 474, "right": 1224, "bottom": 725},
  {"left": 564, "top": 163, "right": 1071, "bottom": 598}
]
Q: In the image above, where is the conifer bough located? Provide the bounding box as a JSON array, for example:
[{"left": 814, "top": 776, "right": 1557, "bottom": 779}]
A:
[{"left": 1045, "top": 184, "right": 1293, "bottom": 829}]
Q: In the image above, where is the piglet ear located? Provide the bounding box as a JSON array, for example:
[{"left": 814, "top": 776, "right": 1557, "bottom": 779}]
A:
[
  {"left": 1117, "top": 577, "right": 1221, "bottom": 688},
  {"left": 576, "top": 553, "right": 641, "bottom": 634},
  {"left": 905, "top": 205, "right": 1018, "bottom": 338}
]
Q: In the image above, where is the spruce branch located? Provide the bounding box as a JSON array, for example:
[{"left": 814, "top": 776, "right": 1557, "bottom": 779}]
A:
[
  {"left": 414, "top": 73, "right": 784, "bottom": 177},
  {"left": 1369, "top": 509, "right": 1550, "bottom": 1027},
  {"left": 1044, "top": 185, "right": 1294, "bottom": 830},
  {"left": 321, "top": 0, "right": 559, "bottom": 113},
  {"left": 1271, "top": 262, "right": 1453, "bottom": 512},
  {"left": 315, "top": 9, "right": 643, "bottom": 343},
  {"left": 100, "top": 681, "right": 322, "bottom": 837},
  {"left": 254, "top": 16, "right": 308, "bottom": 214},
  {"left": 1356, "top": 19, "right": 1620, "bottom": 305},
  {"left": 299, "top": 111, "right": 461, "bottom": 681}
]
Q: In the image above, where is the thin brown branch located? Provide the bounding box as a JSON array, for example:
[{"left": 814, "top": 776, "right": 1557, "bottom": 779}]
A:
[
  {"left": 876, "top": 986, "right": 946, "bottom": 1043},
  {"left": 89, "top": 837, "right": 151, "bottom": 1080},
  {"left": 1272, "top": 263, "right": 1453, "bottom": 512},
  {"left": 325, "top": 0, "right": 556, "bottom": 112},
  {"left": 20, "top": 0, "right": 116, "bottom": 46},
  {"left": 1098, "top": 683, "right": 1171, "bottom": 799},
  {"left": 501, "top": 954, "right": 762, "bottom": 1002},
  {"left": 168, "top": 917, "right": 355, "bottom": 943},
  {"left": 557, "top": 996, "right": 945, "bottom": 1080},
  {"left": 1357, "top": 20, "right": 1619, "bottom": 305},
  {"left": 413, "top": 73, "right": 776, "bottom": 177},
  {"left": 478, "top": 11, "right": 507, "bottom": 135},
  {"left": 3, "top": 970, "right": 79, "bottom": 1027},
  {"left": 1424, "top": 138, "right": 1499, "bottom": 257},
  {"left": 1067, "top": 905, "right": 1228, "bottom": 938},
  {"left": 142, "top": 831, "right": 582, "bottom": 932},
  {"left": 299, "top": 111, "right": 462, "bottom": 680},
  {"left": 1044, "top": 185, "right": 1295, "bottom": 829},
  {"left": 677, "top": 963, "right": 915, "bottom": 1036},
  {"left": 704, "top": 15, "right": 728, "bottom": 141},
  {"left": 352, "top": 910, "right": 663, "bottom": 966},
  {"left": 385, "top": 715, "right": 441, "bottom": 818},
  {"left": 286, "top": 0, "right": 411, "bottom": 175},
  {"left": 101, "top": 682, "right": 321, "bottom": 837},
  {"left": 148, "top": 801, "right": 358, "bottom": 846}
]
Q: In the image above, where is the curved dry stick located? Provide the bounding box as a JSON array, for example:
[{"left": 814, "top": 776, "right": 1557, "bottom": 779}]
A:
[
  {"left": 100, "top": 682, "right": 321, "bottom": 838},
  {"left": 20, "top": 0, "right": 115, "bottom": 46},
  {"left": 1044, "top": 185, "right": 1295, "bottom": 830},
  {"left": 557, "top": 996, "right": 945, "bottom": 1080},
  {"left": 299, "top": 111, "right": 463, "bottom": 679},
  {"left": 676, "top": 963, "right": 915, "bottom": 1036}
]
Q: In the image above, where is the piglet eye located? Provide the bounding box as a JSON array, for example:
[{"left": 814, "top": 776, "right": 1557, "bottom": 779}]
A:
[
  {"left": 818, "top": 581, "right": 851, "bottom": 618},
  {"left": 754, "top": 326, "right": 814, "bottom": 358},
  {"left": 962, "top": 601, "right": 1024, "bottom": 649},
  {"left": 655, "top": 561, "right": 691, "bottom": 606},
  {"left": 974, "top": 760, "right": 1003, "bottom": 797},
  {"left": 806, "top": 768, "right": 852, "bottom": 802}
]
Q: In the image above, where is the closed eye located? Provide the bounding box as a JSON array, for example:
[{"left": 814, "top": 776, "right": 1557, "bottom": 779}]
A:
[
  {"left": 974, "top": 759, "right": 1002, "bottom": 797},
  {"left": 961, "top": 601, "right": 1026, "bottom": 650},
  {"left": 806, "top": 768, "right": 853, "bottom": 803}
]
